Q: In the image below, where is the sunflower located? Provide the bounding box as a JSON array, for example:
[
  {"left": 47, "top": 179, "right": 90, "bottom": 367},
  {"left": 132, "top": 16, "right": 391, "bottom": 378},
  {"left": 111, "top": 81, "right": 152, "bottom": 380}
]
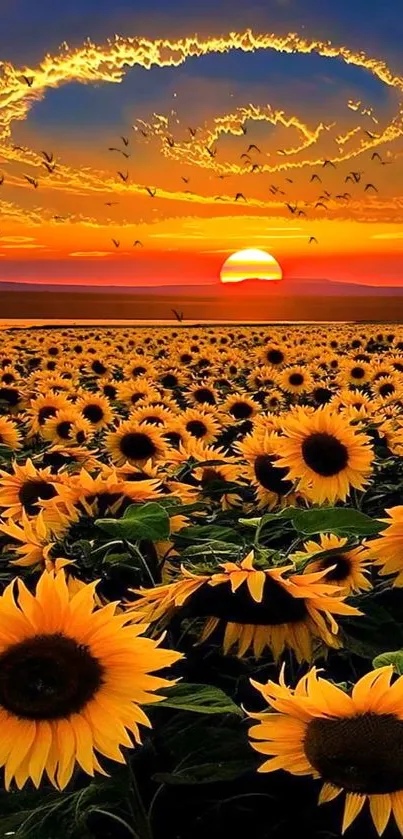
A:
[
  {"left": 123, "top": 359, "right": 154, "bottom": 380},
  {"left": 0, "top": 385, "right": 26, "bottom": 414},
  {"left": 0, "top": 568, "right": 181, "bottom": 790},
  {"left": 339, "top": 360, "right": 372, "bottom": 387},
  {"left": 0, "top": 417, "right": 22, "bottom": 451},
  {"left": 105, "top": 419, "right": 167, "bottom": 467},
  {"left": 41, "top": 409, "right": 93, "bottom": 447},
  {"left": 116, "top": 380, "right": 160, "bottom": 408},
  {"left": 0, "top": 459, "right": 72, "bottom": 520},
  {"left": 129, "top": 552, "right": 360, "bottom": 662},
  {"left": 220, "top": 393, "right": 260, "bottom": 422},
  {"left": 130, "top": 404, "right": 175, "bottom": 428},
  {"left": 179, "top": 407, "right": 221, "bottom": 444},
  {"left": 0, "top": 509, "right": 73, "bottom": 568},
  {"left": 234, "top": 431, "right": 301, "bottom": 510},
  {"left": 291, "top": 533, "right": 372, "bottom": 594},
  {"left": 187, "top": 382, "right": 218, "bottom": 407},
  {"left": 370, "top": 375, "right": 402, "bottom": 402},
  {"left": 275, "top": 406, "right": 374, "bottom": 504},
  {"left": 248, "top": 666, "right": 403, "bottom": 836},
  {"left": 76, "top": 393, "right": 114, "bottom": 430},
  {"left": 259, "top": 344, "right": 288, "bottom": 369},
  {"left": 366, "top": 506, "right": 403, "bottom": 586},
  {"left": 24, "top": 393, "right": 71, "bottom": 437},
  {"left": 277, "top": 365, "right": 314, "bottom": 395},
  {"left": 40, "top": 443, "right": 101, "bottom": 473}
]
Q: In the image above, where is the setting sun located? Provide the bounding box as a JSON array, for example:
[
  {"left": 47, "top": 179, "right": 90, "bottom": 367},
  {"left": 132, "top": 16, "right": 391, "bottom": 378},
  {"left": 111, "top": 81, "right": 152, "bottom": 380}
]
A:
[{"left": 220, "top": 249, "right": 283, "bottom": 284}]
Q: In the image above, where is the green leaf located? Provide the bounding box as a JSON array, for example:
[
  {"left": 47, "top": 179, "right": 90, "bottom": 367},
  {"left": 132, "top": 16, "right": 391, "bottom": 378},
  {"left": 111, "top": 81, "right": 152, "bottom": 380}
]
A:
[
  {"left": 176, "top": 525, "right": 240, "bottom": 544},
  {"left": 181, "top": 540, "right": 239, "bottom": 558},
  {"left": 95, "top": 502, "right": 170, "bottom": 542},
  {"left": 288, "top": 507, "right": 385, "bottom": 537},
  {"left": 343, "top": 598, "right": 403, "bottom": 659},
  {"left": 157, "top": 682, "right": 243, "bottom": 716},
  {"left": 373, "top": 651, "right": 403, "bottom": 675}
]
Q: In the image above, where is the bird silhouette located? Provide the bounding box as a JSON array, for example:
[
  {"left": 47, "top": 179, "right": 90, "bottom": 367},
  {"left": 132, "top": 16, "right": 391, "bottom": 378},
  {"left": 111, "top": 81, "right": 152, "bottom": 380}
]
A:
[
  {"left": 251, "top": 164, "right": 261, "bottom": 173},
  {"left": 172, "top": 309, "right": 184, "bottom": 322},
  {"left": 53, "top": 215, "right": 68, "bottom": 221},
  {"left": 235, "top": 192, "right": 246, "bottom": 202},
  {"left": 214, "top": 196, "right": 224, "bottom": 201},
  {"left": 105, "top": 201, "right": 119, "bottom": 206},
  {"left": 345, "top": 175, "right": 355, "bottom": 184},
  {"left": 351, "top": 171, "right": 363, "bottom": 183},
  {"left": 133, "top": 240, "right": 143, "bottom": 247},
  {"left": 120, "top": 136, "right": 129, "bottom": 146},
  {"left": 139, "top": 129, "right": 148, "bottom": 138},
  {"left": 364, "top": 183, "right": 378, "bottom": 193},
  {"left": 285, "top": 202, "right": 297, "bottom": 214},
  {"left": 0, "top": 175, "right": 4, "bottom": 186},
  {"left": 315, "top": 202, "right": 327, "bottom": 209},
  {"left": 323, "top": 159, "right": 336, "bottom": 168},
  {"left": 112, "top": 239, "right": 120, "bottom": 248},
  {"left": 323, "top": 190, "right": 332, "bottom": 198},
  {"left": 22, "top": 75, "right": 34, "bottom": 87},
  {"left": 166, "top": 137, "right": 175, "bottom": 148},
  {"left": 298, "top": 209, "right": 307, "bottom": 217},
  {"left": 247, "top": 144, "right": 261, "bottom": 153},
  {"left": 117, "top": 171, "right": 129, "bottom": 182},
  {"left": 42, "top": 162, "right": 55, "bottom": 174},
  {"left": 12, "top": 145, "right": 25, "bottom": 152},
  {"left": 109, "top": 148, "right": 130, "bottom": 158},
  {"left": 188, "top": 127, "right": 197, "bottom": 137},
  {"left": 310, "top": 174, "right": 322, "bottom": 183},
  {"left": 240, "top": 153, "right": 251, "bottom": 161},
  {"left": 335, "top": 193, "right": 351, "bottom": 200},
  {"left": 364, "top": 130, "right": 378, "bottom": 139},
  {"left": 277, "top": 149, "right": 287, "bottom": 155},
  {"left": 371, "top": 152, "right": 383, "bottom": 163},
  {"left": 270, "top": 185, "right": 279, "bottom": 194},
  {"left": 240, "top": 125, "right": 247, "bottom": 135},
  {"left": 181, "top": 176, "right": 190, "bottom": 183},
  {"left": 145, "top": 187, "right": 156, "bottom": 197},
  {"left": 205, "top": 147, "right": 216, "bottom": 158},
  {"left": 41, "top": 151, "right": 53, "bottom": 163},
  {"left": 285, "top": 178, "right": 293, "bottom": 183},
  {"left": 309, "top": 236, "right": 318, "bottom": 244},
  {"left": 24, "top": 175, "right": 38, "bottom": 188}
]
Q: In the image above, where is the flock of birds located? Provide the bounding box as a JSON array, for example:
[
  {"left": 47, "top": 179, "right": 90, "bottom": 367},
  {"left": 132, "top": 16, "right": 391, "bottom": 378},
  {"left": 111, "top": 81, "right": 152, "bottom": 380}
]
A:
[{"left": 0, "top": 110, "right": 391, "bottom": 250}]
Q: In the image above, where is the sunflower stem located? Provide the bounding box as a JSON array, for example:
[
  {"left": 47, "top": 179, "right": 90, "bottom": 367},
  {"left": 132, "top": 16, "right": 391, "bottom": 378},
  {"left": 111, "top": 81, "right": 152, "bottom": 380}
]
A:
[
  {"left": 128, "top": 764, "right": 154, "bottom": 839},
  {"left": 89, "top": 808, "right": 141, "bottom": 839},
  {"left": 124, "top": 540, "right": 156, "bottom": 586}
]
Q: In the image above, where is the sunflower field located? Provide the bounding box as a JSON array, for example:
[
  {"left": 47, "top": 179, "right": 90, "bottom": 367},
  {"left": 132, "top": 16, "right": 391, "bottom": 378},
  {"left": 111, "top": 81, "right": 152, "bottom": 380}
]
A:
[{"left": 2, "top": 324, "right": 403, "bottom": 838}]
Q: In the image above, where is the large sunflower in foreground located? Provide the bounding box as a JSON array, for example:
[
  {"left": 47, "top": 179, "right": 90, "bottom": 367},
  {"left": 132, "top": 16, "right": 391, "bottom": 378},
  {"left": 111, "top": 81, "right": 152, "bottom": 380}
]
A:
[
  {"left": 291, "top": 533, "right": 372, "bottom": 595},
  {"left": 0, "top": 569, "right": 181, "bottom": 790},
  {"left": 129, "top": 552, "right": 360, "bottom": 661},
  {"left": 248, "top": 666, "right": 403, "bottom": 836},
  {"left": 275, "top": 406, "right": 374, "bottom": 504},
  {"left": 366, "top": 505, "right": 403, "bottom": 586},
  {"left": 0, "top": 458, "right": 71, "bottom": 519}
]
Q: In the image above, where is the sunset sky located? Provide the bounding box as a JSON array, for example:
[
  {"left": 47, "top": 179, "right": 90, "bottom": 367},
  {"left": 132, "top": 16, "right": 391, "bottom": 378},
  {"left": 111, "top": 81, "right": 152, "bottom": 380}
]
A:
[{"left": 1, "top": 0, "right": 403, "bottom": 289}]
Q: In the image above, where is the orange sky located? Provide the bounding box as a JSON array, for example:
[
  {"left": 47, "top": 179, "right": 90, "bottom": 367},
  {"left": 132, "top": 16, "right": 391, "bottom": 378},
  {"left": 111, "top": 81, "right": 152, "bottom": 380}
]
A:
[{"left": 1, "top": 27, "right": 403, "bottom": 286}]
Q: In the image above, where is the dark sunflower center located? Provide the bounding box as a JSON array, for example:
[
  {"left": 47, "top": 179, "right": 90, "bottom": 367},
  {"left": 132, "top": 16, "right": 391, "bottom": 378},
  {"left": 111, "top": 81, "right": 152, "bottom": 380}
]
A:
[
  {"left": 254, "top": 454, "right": 293, "bottom": 495},
  {"left": 313, "top": 387, "right": 332, "bottom": 404},
  {"left": 143, "top": 416, "right": 163, "bottom": 426},
  {"left": 186, "top": 420, "right": 207, "bottom": 438},
  {"left": 318, "top": 553, "right": 351, "bottom": 581},
  {"left": 18, "top": 480, "right": 57, "bottom": 513},
  {"left": 82, "top": 404, "right": 104, "bottom": 423},
  {"left": 0, "top": 633, "right": 104, "bottom": 720},
  {"left": 289, "top": 373, "right": 304, "bottom": 386},
  {"left": 301, "top": 433, "right": 349, "bottom": 476},
  {"left": 103, "top": 385, "right": 117, "bottom": 399},
  {"left": 132, "top": 366, "right": 146, "bottom": 376},
  {"left": 57, "top": 421, "right": 73, "bottom": 439},
  {"left": 161, "top": 374, "right": 178, "bottom": 388},
  {"left": 351, "top": 366, "right": 365, "bottom": 379},
  {"left": 0, "top": 388, "right": 19, "bottom": 406},
  {"left": 194, "top": 388, "right": 216, "bottom": 405},
  {"left": 38, "top": 406, "right": 58, "bottom": 425},
  {"left": 2, "top": 373, "right": 15, "bottom": 385},
  {"left": 164, "top": 431, "right": 181, "bottom": 447},
  {"left": 91, "top": 361, "right": 106, "bottom": 375},
  {"left": 187, "top": 574, "right": 307, "bottom": 625},
  {"left": 379, "top": 383, "right": 395, "bottom": 397},
  {"left": 119, "top": 432, "right": 157, "bottom": 460},
  {"left": 230, "top": 401, "right": 253, "bottom": 420},
  {"left": 304, "top": 712, "right": 403, "bottom": 794},
  {"left": 266, "top": 349, "right": 284, "bottom": 365}
]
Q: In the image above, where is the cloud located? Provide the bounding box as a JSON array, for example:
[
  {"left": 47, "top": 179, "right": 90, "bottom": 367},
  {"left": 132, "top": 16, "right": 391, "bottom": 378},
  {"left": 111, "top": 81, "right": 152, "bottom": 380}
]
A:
[
  {"left": 69, "top": 251, "right": 111, "bottom": 257},
  {"left": 0, "top": 243, "right": 45, "bottom": 249},
  {"left": 0, "top": 235, "right": 36, "bottom": 243},
  {"left": 372, "top": 233, "right": 403, "bottom": 240}
]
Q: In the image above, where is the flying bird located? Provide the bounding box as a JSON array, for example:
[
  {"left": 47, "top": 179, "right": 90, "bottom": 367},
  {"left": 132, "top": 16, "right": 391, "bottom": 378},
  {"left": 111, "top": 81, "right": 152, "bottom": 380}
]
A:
[
  {"left": 166, "top": 136, "right": 175, "bottom": 148},
  {"left": 285, "top": 178, "right": 293, "bottom": 183},
  {"left": 109, "top": 148, "right": 130, "bottom": 158},
  {"left": 235, "top": 192, "right": 246, "bottom": 202},
  {"left": 277, "top": 149, "right": 287, "bottom": 155},
  {"left": 24, "top": 175, "right": 38, "bottom": 188},
  {"left": 41, "top": 151, "right": 53, "bottom": 163},
  {"left": 214, "top": 196, "right": 224, "bottom": 201},
  {"left": 133, "top": 240, "right": 143, "bottom": 247},
  {"left": 240, "top": 124, "right": 247, "bottom": 135},
  {"left": 145, "top": 187, "right": 156, "bottom": 197},
  {"left": 298, "top": 209, "right": 307, "bottom": 217},
  {"left": 120, "top": 136, "right": 129, "bottom": 146},
  {"left": 364, "top": 183, "right": 378, "bottom": 192},
  {"left": 323, "top": 159, "right": 336, "bottom": 168},
  {"left": 251, "top": 163, "right": 261, "bottom": 173},
  {"left": 315, "top": 202, "right": 327, "bottom": 209},
  {"left": 117, "top": 171, "right": 129, "bottom": 182},
  {"left": 0, "top": 175, "right": 4, "bottom": 186},
  {"left": 181, "top": 176, "right": 190, "bottom": 183},
  {"left": 205, "top": 147, "right": 216, "bottom": 158},
  {"left": 53, "top": 215, "right": 68, "bottom": 221},
  {"left": 364, "top": 130, "right": 378, "bottom": 139},
  {"left": 285, "top": 202, "right": 297, "bottom": 214},
  {"left": 112, "top": 239, "right": 120, "bottom": 248},
  {"left": 42, "top": 162, "right": 55, "bottom": 174},
  {"left": 172, "top": 309, "right": 184, "bottom": 322},
  {"left": 309, "top": 236, "right": 318, "bottom": 244},
  {"left": 351, "top": 171, "right": 364, "bottom": 182},
  {"left": 22, "top": 75, "right": 34, "bottom": 87},
  {"left": 310, "top": 174, "right": 322, "bottom": 183},
  {"left": 247, "top": 144, "right": 261, "bottom": 153},
  {"left": 188, "top": 127, "right": 197, "bottom": 138},
  {"left": 335, "top": 193, "right": 351, "bottom": 200},
  {"left": 105, "top": 201, "right": 119, "bottom": 206}
]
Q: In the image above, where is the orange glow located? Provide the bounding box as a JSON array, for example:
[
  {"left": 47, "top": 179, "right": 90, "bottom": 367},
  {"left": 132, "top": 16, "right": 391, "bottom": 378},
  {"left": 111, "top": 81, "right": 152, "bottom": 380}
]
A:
[{"left": 220, "top": 249, "right": 283, "bottom": 283}]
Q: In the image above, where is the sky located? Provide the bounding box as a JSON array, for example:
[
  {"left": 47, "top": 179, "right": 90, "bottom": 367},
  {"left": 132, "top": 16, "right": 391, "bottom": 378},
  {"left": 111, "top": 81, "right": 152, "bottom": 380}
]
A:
[{"left": 0, "top": 0, "right": 403, "bottom": 289}]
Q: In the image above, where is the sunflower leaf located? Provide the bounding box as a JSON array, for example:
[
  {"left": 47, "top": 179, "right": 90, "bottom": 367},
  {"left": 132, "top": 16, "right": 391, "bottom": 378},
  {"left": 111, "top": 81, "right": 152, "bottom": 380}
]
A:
[
  {"left": 156, "top": 682, "right": 243, "bottom": 716},
  {"left": 175, "top": 525, "right": 240, "bottom": 544},
  {"left": 373, "top": 650, "right": 403, "bottom": 674},
  {"left": 152, "top": 759, "right": 254, "bottom": 785},
  {"left": 287, "top": 507, "right": 385, "bottom": 536},
  {"left": 95, "top": 502, "right": 170, "bottom": 541}
]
